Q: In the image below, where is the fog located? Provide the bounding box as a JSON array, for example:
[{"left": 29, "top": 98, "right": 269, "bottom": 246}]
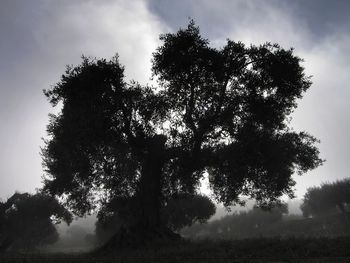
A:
[{"left": 43, "top": 197, "right": 345, "bottom": 253}]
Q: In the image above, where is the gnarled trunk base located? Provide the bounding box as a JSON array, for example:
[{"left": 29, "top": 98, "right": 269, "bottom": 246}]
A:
[{"left": 96, "top": 135, "right": 174, "bottom": 251}]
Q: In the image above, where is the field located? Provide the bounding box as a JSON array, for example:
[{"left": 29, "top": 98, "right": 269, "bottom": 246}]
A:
[{"left": 1, "top": 237, "right": 350, "bottom": 263}]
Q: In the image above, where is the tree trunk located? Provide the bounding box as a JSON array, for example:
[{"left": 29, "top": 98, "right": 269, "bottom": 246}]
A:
[
  {"left": 99, "top": 135, "right": 182, "bottom": 250},
  {"left": 138, "top": 135, "right": 167, "bottom": 229}
]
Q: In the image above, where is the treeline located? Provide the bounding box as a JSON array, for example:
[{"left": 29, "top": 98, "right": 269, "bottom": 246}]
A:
[
  {"left": 1, "top": 178, "right": 350, "bottom": 250},
  {"left": 182, "top": 178, "right": 350, "bottom": 239},
  {"left": 181, "top": 206, "right": 350, "bottom": 239}
]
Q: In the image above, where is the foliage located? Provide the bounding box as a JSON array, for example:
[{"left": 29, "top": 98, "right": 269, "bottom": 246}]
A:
[
  {"left": 0, "top": 192, "right": 72, "bottom": 250},
  {"left": 162, "top": 194, "right": 216, "bottom": 231},
  {"left": 95, "top": 194, "right": 215, "bottom": 244},
  {"left": 42, "top": 21, "right": 322, "bottom": 228},
  {"left": 301, "top": 178, "right": 350, "bottom": 217}
]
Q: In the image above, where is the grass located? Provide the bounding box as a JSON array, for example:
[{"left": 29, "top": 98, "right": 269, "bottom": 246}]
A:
[{"left": 1, "top": 237, "right": 350, "bottom": 262}]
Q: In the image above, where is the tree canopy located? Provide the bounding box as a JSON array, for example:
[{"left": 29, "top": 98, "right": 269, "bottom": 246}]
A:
[
  {"left": 0, "top": 192, "right": 72, "bottom": 250},
  {"left": 42, "top": 21, "right": 322, "bottom": 232},
  {"left": 301, "top": 178, "right": 350, "bottom": 217}
]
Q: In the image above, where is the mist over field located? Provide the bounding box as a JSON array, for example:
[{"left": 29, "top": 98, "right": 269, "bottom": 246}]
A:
[{"left": 42, "top": 195, "right": 348, "bottom": 254}]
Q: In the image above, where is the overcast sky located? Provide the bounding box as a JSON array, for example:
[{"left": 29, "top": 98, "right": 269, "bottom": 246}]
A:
[{"left": 1, "top": 0, "right": 350, "bottom": 201}]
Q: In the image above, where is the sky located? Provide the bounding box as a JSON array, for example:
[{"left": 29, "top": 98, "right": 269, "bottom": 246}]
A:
[{"left": 1, "top": 0, "right": 350, "bottom": 202}]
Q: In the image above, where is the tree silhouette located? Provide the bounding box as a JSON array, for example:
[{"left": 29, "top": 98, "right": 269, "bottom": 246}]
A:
[
  {"left": 301, "top": 178, "right": 350, "bottom": 217},
  {"left": 42, "top": 21, "right": 322, "bottom": 241},
  {"left": 0, "top": 192, "right": 72, "bottom": 250}
]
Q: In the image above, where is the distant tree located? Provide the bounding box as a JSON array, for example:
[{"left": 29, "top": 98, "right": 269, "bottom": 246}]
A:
[
  {"left": 246, "top": 202, "right": 288, "bottom": 227},
  {"left": 95, "top": 194, "right": 215, "bottom": 244},
  {"left": 301, "top": 178, "right": 350, "bottom": 217},
  {"left": 0, "top": 192, "right": 72, "bottom": 250},
  {"left": 42, "top": 21, "right": 322, "bottom": 242}
]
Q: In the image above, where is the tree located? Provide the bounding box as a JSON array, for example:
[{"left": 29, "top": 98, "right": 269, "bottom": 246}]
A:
[
  {"left": 301, "top": 178, "right": 350, "bottom": 217},
  {"left": 0, "top": 192, "right": 72, "bottom": 250},
  {"left": 42, "top": 21, "right": 322, "bottom": 241}
]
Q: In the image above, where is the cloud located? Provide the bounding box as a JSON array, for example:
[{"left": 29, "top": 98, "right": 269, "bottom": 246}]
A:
[
  {"left": 1, "top": 0, "right": 350, "bottom": 200},
  {"left": 0, "top": 0, "right": 165, "bottom": 198},
  {"left": 292, "top": 32, "right": 350, "bottom": 196}
]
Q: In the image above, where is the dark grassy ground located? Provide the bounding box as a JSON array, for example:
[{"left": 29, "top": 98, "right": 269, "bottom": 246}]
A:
[{"left": 1, "top": 237, "right": 350, "bottom": 263}]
